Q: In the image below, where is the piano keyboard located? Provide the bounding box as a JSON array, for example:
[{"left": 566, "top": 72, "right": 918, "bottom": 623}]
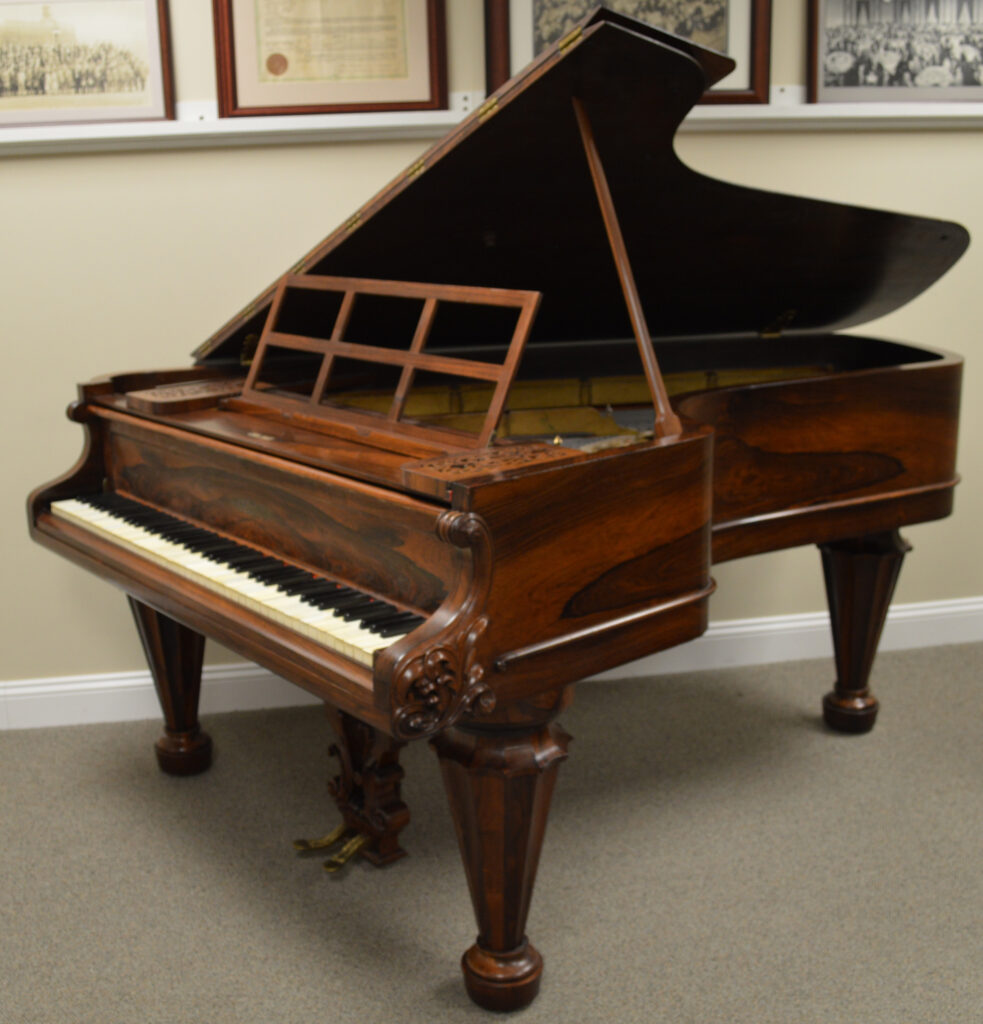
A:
[{"left": 50, "top": 494, "right": 426, "bottom": 667}]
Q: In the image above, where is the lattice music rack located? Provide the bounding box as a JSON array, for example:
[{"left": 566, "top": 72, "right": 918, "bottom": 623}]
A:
[{"left": 240, "top": 275, "right": 542, "bottom": 449}]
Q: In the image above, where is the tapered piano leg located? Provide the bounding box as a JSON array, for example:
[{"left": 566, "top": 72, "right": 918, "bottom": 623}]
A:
[
  {"left": 819, "top": 531, "right": 911, "bottom": 734},
  {"left": 128, "top": 597, "right": 211, "bottom": 775},
  {"left": 432, "top": 721, "right": 571, "bottom": 1012}
]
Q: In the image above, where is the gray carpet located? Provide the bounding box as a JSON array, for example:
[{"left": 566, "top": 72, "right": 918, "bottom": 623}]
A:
[{"left": 2, "top": 644, "right": 981, "bottom": 1023}]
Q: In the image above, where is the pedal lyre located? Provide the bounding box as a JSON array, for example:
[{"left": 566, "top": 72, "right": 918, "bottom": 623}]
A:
[{"left": 293, "top": 708, "right": 409, "bottom": 877}]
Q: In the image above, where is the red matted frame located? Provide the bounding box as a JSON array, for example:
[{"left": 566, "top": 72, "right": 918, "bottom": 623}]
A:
[
  {"left": 212, "top": 0, "right": 447, "bottom": 117},
  {"left": 483, "top": 0, "right": 771, "bottom": 104}
]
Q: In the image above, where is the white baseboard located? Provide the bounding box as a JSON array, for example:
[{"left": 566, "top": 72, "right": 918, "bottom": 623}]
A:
[{"left": 3, "top": 597, "right": 981, "bottom": 731}]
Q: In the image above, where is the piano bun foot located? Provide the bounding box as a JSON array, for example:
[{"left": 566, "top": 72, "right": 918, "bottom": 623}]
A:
[
  {"left": 822, "top": 691, "right": 879, "bottom": 735},
  {"left": 432, "top": 718, "right": 571, "bottom": 1012},
  {"left": 819, "top": 531, "right": 911, "bottom": 735},
  {"left": 155, "top": 727, "right": 213, "bottom": 776},
  {"left": 461, "top": 941, "right": 543, "bottom": 1012},
  {"left": 128, "top": 598, "right": 212, "bottom": 775}
]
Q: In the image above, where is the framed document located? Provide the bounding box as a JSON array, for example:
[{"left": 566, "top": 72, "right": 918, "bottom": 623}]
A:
[
  {"left": 487, "top": 0, "right": 771, "bottom": 103},
  {"left": 809, "top": 0, "right": 983, "bottom": 103},
  {"left": 0, "top": 0, "right": 174, "bottom": 127},
  {"left": 213, "top": 0, "right": 447, "bottom": 117}
]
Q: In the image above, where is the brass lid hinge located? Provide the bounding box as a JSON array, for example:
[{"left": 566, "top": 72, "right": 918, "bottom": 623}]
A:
[{"left": 559, "top": 26, "right": 583, "bottom": 52}]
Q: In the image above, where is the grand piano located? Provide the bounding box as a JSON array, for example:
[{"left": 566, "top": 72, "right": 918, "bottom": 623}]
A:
[{"left": 28, "top": 8, "right": 965, "bottom": 1012}]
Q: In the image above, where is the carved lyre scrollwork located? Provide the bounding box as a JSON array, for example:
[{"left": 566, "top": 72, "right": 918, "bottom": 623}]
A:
[
  {"left": 391, "top": 510, "right": 497, "bottom": 740},
  {"left": 325, "top": 708, "right": 408, "bottom": 865}
]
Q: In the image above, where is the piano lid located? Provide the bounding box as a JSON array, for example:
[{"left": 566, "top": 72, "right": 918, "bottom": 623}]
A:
[{"left": 194, "top": 6, "right": 968, "bottom": 364}]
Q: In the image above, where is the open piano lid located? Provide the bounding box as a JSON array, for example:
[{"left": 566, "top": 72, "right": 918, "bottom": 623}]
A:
[{"left": 193, "top": 6, "right": 968, "bottom": 364}]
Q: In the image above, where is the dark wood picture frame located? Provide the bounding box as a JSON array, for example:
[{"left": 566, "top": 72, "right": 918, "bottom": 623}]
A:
[
  {"left": 484, "top": 0, "right": 771, "bottom": 103},
  {"left": 808, "top": 0, "right": 983, "bottom": 103},
  {"left": 212, "top": 0, "right": 447, "bottom": 118},
  {"left": 0, "top": 0, "right": 174, "bottom": 127}
]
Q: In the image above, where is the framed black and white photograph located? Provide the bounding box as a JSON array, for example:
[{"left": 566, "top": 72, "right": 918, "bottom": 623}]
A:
[
  {"left": 809, "top": 0, "right": 983, "bottom": 101},
  {"left": 495, "top": 0, "right": 772, "bottom": 103},
  {"left": 212, "top": 0, "right": 447, "bottom": 117},
  {"left": 0, "top": 0, "right": 173, "bottom": 126}
]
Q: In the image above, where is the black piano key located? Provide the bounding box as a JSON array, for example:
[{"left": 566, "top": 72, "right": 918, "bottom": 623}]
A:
[
  {"left": 176, "top": 531, "right": 220, "bottom": 550},
  {"left": 366, "top": 610, "right": 418, "bottom": 630},
  {"left": 192, "top": 538, "right": 238, "bottom": 554},
  {"left": 273, "top": 568, "right": 316, "bottom": 584},
  {"left": 282, "top": 575, "right": 327, "bottom": 592},
  {"left": 352, "top": 603, "right": 400, "bottom": 624},
  {"left": 274, "top": 572, "right": 319, "bottom": 592},
  {"left": 226, "top": 552, "right": 273, "bottom": 569},
  {"left": 86, "top": 493, "right": 125, "bottom": 510},
  {"left": 361, "top": 616, "right": 416, "bottom": 635},
  {"left": 160, "top": 521, "right": 204, "bottom": 536},
  {"left": 194, "top": 537, "right": 238, "bottom": 553},
  {"left": 373, "top": 615, "right": 425, "bottom": 637},
  {"left": 254, "top": 565, "right": 302, "bottom": 583},
  {"left": 306, "top": 589, "right": 364, "bottom": 610},
  {"left": 329, "top": 592, "right": 379, "bottom": 610},
  {"left": 337, "top": 600, "right": 384, "bottom": 622},
  {"left": 245, "top": 560, "right": 290, "bottom": 580},
  {"left": 290, "top": 579, "right": 343, "bottom": 596},
  {"left": 201, "top": 544, "right": 247, "bottom": 562},
  {"left": 296, "top": 589, "right": 352, "bottom": 607},
  {"left": 118, "top": 507, "right": 155, "bottom": 522}
]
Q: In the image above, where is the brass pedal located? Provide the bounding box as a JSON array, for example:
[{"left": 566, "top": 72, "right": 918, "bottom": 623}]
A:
[
  {"left": 293, "top": 822, "right": 348, "bottom": 854},
  {"left": 323, "top": 832, "right": 370, "bottom": 873}
]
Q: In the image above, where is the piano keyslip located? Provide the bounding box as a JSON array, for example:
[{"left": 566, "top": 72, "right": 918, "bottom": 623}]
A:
[{"left": 50, "top": 494, "right": 425, "bottom": 666}]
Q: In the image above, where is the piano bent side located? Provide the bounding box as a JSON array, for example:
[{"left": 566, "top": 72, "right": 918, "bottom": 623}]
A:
[{"left": 672, "top": 337, "right": 963, "bottom": 563}]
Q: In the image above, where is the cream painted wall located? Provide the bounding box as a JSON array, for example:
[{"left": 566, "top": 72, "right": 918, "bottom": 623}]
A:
[{"left": 2, "top": 1, "right": 980, "bottom": 682}]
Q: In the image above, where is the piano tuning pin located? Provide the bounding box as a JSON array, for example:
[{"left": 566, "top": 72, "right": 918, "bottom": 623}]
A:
[
  {"left": 322, "top": 832, "right": 370, "bottom": 873},
  {"left": 293, "top": 822, "right": 349, "bottom": 853}
]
